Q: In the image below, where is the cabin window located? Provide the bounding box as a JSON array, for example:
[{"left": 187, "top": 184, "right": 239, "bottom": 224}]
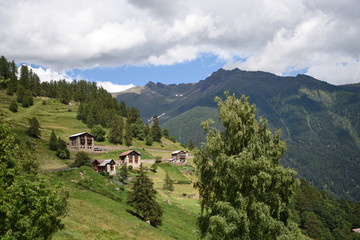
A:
[
  {"left": 80, "top": 136, "right": 85, "bottom": 145},
  {"left": 129, "top": 156, "right": 133, "bottom": 163},
  {"left": 71, "top": 139, "right": 76, "bottom": 146}
]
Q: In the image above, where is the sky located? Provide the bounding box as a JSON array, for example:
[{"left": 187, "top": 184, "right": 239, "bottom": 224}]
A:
[{"left": 0, "top": 0, "right": 359, "bottom": 93}]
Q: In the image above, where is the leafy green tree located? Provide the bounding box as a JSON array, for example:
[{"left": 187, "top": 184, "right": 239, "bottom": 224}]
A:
[
  {"left": 74, "top": 151, "right": 90, "bottom": 167},
  {"left": 188, "top": 138, "right": 195, "bottom": 150},
  {"left": 27, "top": 117, "right": 41, "bottom": 138},
  {"left": 0, "top": 121, "right": 68, "bottom": 239},
  {"left": 151, "top": 115, "right": 162, "bottom": 142},
  {"left": 127, "top": 164, "right": 163, "bottom": 227},
  {"left": 125, "top": 119, "right": 133, "bottom": 146},
  {"left": 108, "top": 116, "right": 124, "bottom": 144},
  {"left": 8, "top": 100, "right": 18, "bottom": 113},
  {"left": 194, "top": 92, "right": 298, "bottom": 240},
  {"left": 49, "top": 130, "right": 58, "bottom": 151},
  {"left": 91, "top": 124, "right": 106, "bottom": 142},
  {"left": 163, "top": 173, "right": 174, "bottom": 192}
]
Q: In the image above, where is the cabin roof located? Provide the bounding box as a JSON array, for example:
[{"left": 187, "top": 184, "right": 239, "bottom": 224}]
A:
[
  {"left": 98, "top": 159, "right": 115, "bottom": 167},
  {"left": 120, "top": 150, "right": 140, "bottom": 156},
  {"left": 69, "top": 132, "right": 95, "bottom": 138},
  {"left": 352, "top": 228, "right": 360, "bottom": 233},
  {"left": 172, "top": 150, "right": 186, "bottom": 155}
]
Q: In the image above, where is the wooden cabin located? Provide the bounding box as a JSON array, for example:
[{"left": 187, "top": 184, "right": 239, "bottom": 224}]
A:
[
  {"left": 91, "top": 159, "right": 116, "bottom": 175},
  {"left": 119, "top": 150, "right": 141, "bottom": 168},
  {"left": 69, "top": 132, "right": 94, "bottom": 151},
  {"left": 171, "top": 150, "right": 187, "bottom": 163}
]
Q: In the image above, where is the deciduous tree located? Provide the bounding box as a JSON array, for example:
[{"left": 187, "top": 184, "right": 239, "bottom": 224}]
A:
[{"left": 194, "top": 92, "right": 299, "bottom": 239}]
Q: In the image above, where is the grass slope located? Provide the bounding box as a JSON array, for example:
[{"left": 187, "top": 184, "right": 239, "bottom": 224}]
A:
[{"left": 0, "top": 90, "right": 199, "bottom": 239}]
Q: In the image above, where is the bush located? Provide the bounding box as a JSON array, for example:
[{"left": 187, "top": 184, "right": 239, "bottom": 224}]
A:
[
  {"left": 155, "top": 156, "right": 162, "bottom": 164},
  {"left": 128, "top": 165, "right": 133, "bottom": 171},
  {"left": 74, "top": 151, "right": 90, "bottom": 167},
  {"left": 9, "top": 100, "right": 18, "bottom": 112},
  {"left": 91, "top": 125, "right": 106, "bottom": 142}
]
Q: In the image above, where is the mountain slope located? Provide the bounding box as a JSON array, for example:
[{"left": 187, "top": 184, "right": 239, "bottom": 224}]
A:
[{"left": 115, "top": 68, "right": 360, "bottom": 201}]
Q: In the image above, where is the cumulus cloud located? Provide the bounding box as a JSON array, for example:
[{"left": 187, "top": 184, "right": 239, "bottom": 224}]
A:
[
  {"left": 0, "top": 0, "right": 359, "bottom": 84},
  {"left": 96, "top": 81, "right": 135, "bottom": 93}
]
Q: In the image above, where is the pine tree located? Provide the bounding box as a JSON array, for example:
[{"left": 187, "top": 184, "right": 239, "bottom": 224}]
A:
[
  {"left": 27, "top": 117, "right": 41, "bottom": 138},
  {"left": 19, "top": 65, "right": 30, "bottom": 89},
  {"left": 108, "top": 116, "right": 124, "bottom": 144},
  {"left": 188, "top": 139, "right": 195, "bottom": 150},
  {"left": 125, "top": 119, "right": 133, "bottom": 146},
  {"left": 127, "top": 164, "right": 163, "bottom": 227},
  {"left": 49, "top": 130, "right": 58, "bottom": 151},
  {"left": 195, "top": 92, "right": 299, "bottom": 239},
  {"left": 151, "top": 115, "right": 162, "bottom": 142},
  {"left": 9, "top": 100, "right": 18, "bottom": 113},
  {"left": 162, "top": 173, "right": 174, "bottom": 192}
]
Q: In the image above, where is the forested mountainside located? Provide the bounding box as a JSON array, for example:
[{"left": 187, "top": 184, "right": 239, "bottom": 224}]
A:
[{"left": 115, "top": 68, "right": 360, "bottom": 201}]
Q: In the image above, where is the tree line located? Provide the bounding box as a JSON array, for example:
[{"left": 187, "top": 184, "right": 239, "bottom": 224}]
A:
[{"left": 0, "top": 55, "right": 175, "bottom": 147}]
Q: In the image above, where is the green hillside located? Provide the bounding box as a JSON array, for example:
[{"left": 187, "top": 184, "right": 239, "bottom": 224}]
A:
[
  {"left": 0, "top": 89, "right": 200, "bottom": 239},
  {"left": 115, "top": 69, "right": 360, "bottom": 201}
]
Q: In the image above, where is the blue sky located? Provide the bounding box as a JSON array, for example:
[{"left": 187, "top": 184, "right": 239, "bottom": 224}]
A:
[
  {"left": 1, "top": 0, "right": 360, "bottom": 92},
  {"left": 66, "top": 54, "right": 225, "bottom": 86}
]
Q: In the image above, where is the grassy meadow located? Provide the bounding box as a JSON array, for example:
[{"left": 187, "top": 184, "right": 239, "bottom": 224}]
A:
[{"left": 0, "top": 90, "right": 200, "bottom": 239}]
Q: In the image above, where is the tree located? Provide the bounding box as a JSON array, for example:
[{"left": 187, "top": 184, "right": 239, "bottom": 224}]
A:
[
  {"left": 194, "top": 92, "right": 298, "bottom": 239},
  {"left": 188, "top": 138, "right": 195, "bottom": 150},
  {"left": 163, "top": 173, "right": 174, "bottom": 192},
  {"left": 0, "top": 121, "right": 68, "bottom": 239},
  {"left": 8, "top": 100, "right": 18, "bottom": 113},
  {"left": 108, "top": 116, "right": 124, "bottom": 144},
  {"left": 151, "top": 115, "right": 162, "bottom": 142},
  {"left": 125, "top": 119, "right": 133, "bottom": 146},
  {"left": 162, "top": 128, "right": 169, "bottom": 138},
  {"left": 119, "top": 165, "right": 128, "bottom": 182},
  {"left": 49, "top": 130, "right": 58, "bottom": 151},
  {"left": 91, "top": 125, "right": 106, "bottom": 142},
  {"left": 27, "top": 117, "right": 41, "bottom": 138},
  {"left": 74, "top": 151, "right": 90, "bottom": 167},
  {"left": 127, "top": 164, "right": 163, "bottom": 227}
]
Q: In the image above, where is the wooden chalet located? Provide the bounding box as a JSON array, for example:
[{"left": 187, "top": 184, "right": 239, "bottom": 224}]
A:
[
  {"left": 171, "top": 150, "right": 187, "bottom": 163},
  {"left": 119, "top": 150, "right": 141, "bottom": 167},
  {"left": 69, "top": 132, "right": 94, "bottom": 151},
  {"left": 91, "top": 159, "right": 116, "bottom": 175}
]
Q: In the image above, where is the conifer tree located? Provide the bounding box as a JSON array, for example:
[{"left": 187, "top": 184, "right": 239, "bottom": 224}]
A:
[
  {"left": 108, "top": 116, "right": 124, "bottom": 144},
  {"left": 125, "top": 119, "right": 133, "bottom": 146},
  {"left": 49, "top": 130, "right": 58, "bottom": 151},
  {"left": 127, "top": 164, "right": 163, "bottom": 227},
  {"left": 188, "top": 139, "right": 195, "bottom": 150},
  {"left": 27, "top": 117, "right": 41, "bottom": 138},
  {"left": 151, "top": 115, "right": 162, "bottom": 142},
  {"left": 195, "top": 92, "right": 299, "bottom": 239},
  {"left": 163, "top": 172, "right": 174, "bottom": 192}
]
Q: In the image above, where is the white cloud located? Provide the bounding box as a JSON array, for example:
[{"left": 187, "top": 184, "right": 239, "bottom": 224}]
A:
[
  {"left": 1, "top": 0, "right": 359, "bottom": 84},
  {"left": 22, "top": 65, "right": 72, "bottom": 82},
  {"left": 96, "top": 81, "right": 135, "bottom": 93}
]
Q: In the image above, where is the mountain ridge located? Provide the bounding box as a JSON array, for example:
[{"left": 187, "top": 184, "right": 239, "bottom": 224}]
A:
[{"left": 114, "top": 68, "right": 360, "bottom": 201}]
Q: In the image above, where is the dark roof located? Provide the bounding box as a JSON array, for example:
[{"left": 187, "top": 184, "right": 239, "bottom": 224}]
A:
[
  {"left": 69, "top": 132, "right": 95, "bottom": 138},
  {"left": 120, "top": 150, "right": 141, "bottom": 156}
]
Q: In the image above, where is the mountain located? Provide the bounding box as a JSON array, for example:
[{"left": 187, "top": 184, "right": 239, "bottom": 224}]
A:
[{"left": 114, "top": 68, "right": 360, "bottom": 202}]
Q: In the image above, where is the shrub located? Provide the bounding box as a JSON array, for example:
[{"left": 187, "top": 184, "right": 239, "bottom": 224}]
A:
[{"left": 155, "top": 156, "right": 162, "bottom": 164}]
